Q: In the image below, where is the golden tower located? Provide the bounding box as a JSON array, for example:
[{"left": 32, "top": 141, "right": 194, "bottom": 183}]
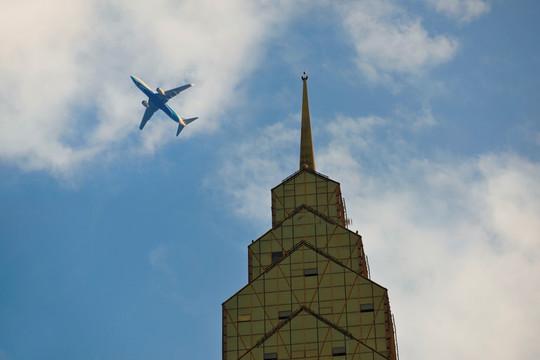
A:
[{"left": 223, "top": 74, "right": 398, "bottom": 360}]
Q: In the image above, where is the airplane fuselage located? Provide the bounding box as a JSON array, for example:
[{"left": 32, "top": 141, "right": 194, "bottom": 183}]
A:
[
  {"left": 146, "top": 88, "right": 168, "bottom": 108},
  {"left": 147, "top": 92, "right": 167, "bottom": 108}
]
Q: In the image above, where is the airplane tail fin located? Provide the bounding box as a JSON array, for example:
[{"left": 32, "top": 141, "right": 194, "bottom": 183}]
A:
[{"left": 176, "top": 117, "right": 198, "bottom": 136}]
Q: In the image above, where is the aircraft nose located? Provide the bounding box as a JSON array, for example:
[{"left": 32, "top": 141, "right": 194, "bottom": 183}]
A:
[{"left": 130, "top": 76, "right": 142, "bottom": 86}]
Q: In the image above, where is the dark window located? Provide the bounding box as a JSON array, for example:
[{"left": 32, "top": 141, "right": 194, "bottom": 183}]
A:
[
  {"left": 271, "top": 251, "right": 283, "bottom": 262},
  {"left": 278, "top": 310, "right": 292, "bottom": 319},
  {"left": 238, "top": 314, "right": 251, "bottom": 322},
  {"left": 264, "top": 353, "right": 277, "bottom": 360},
  {"left": 332, "top": 347, "right": 346, "bottom": 356},
  {"left": 304, "top": 267, "right": 318, "bottom": 277},
  {"left": 360, "top": 303, "right": 374, "bottom": 312}
]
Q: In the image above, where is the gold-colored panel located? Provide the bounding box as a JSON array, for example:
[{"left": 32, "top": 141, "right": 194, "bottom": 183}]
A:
[{"left": 265, "top": 281, "right": 277, "bottom": 292}]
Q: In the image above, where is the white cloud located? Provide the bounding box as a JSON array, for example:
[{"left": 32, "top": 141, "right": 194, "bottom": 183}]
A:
[
  {"left": 149, "top": 244, "right": 173, "bottom": 275},
  {"left": 318, "top": 116, "right": 540, "bottom": 360},
  {"left": 0, "top": 0, "right": 474, "bottom": 177},
  {"left": 424, "top": 0, "right": 490, "bottom": 22},
  {"left": 337, "top": 0, "right": 459, "bottom": 85},
  {"left": 394, "top": 105, "right": 437, "bottom": 128},
  {"left": 0, "top": 0, "right": 294, "bottom": 175},
  {"left": 348, "top": 154, "right": 540, "bottom": 359},
  {"left": 218, "top": 113, "right": 540, "bottom": 359},
  {"left": 208, "top": 120, "right": 298, "bottom": 225}
]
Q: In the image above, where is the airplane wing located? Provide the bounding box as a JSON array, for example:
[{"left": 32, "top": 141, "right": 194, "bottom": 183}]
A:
[
  {"left": 165, "top": 83, "right": 194, "bottom": 100},
  {"left": 139, "top": 106, "right": 157, "bottom": 130}
]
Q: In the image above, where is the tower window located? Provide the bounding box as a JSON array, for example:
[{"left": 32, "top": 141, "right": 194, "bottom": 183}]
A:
[
  {"left": 332, "top": 347, "right": 346, "bottom": 356},
  {"left": 304, "top": 267, "right": 318, "bottom": 276},
  {"left": 360, "top": 303, "right": 375, "bottom": 312},
  {"left": 278, "top": 310, "right": 292, "bottom": 320},
  {"left": 271, "top": 251, "right": 283, "bottom": 263},
  {"left": 263, "top": 353, "right": 277, "bottom": 360},
  {"left": 238, "top": 314, "right": 251, "bottom": 322}
]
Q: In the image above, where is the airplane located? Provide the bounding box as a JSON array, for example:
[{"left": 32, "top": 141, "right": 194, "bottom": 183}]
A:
[{"left": 130, "top": 75, "right": 198, "bottom": 136}]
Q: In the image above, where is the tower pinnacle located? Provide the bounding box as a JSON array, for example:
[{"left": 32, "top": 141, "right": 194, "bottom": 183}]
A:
[{"left": 299, "top": 73, "right": 316, "bottom": 171}]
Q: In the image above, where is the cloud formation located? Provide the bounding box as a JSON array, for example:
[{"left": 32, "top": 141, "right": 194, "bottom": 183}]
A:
[
  {"left": 1, "top": 0, "right": 478, "bottom": 177},
  {"left": 322, "top": 117, "right": 540, "bottom": 360},
  {"left": 218, "top": 114, "right": 540, "bottom": 360},
  {"left": 149, "top": 244, "right": 173, "bottom": 275},
  {"left": 337, "top": 0, "right": 459, "bottom": 85},
  {"left": 209, "top": 120, "right": 299, "bottom": 225},
  {"left": 423, "top": 0, "right": 491, "bottom": 22},
  {"left": 0, "top": 0, "right": 292, "bottom": 175}
]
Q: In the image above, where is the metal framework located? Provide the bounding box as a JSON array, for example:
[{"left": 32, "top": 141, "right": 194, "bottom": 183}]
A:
[{"left": 222, "top": 76, "right": 397, "bottom": 359}]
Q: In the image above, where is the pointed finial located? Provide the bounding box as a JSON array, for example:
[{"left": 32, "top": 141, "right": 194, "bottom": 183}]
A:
[{"left": 299, "top": 73, "right": 316, "bottom": 171}]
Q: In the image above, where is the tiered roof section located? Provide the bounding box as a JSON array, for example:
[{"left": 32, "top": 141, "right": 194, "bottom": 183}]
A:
[
  {"left": 271, "top": 169, "right": 348, "bottom": 227},
  {"left": 223, "top": 75, "right": 397, "bottom": 360}
]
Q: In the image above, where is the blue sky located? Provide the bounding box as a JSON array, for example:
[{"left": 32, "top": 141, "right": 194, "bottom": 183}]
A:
[{"left": 1, "top": 0, "right": 539, "bottom": 359}]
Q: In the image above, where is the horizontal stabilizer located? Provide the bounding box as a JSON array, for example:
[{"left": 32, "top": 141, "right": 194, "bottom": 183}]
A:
[
  {"left": 176, "top": 117, "right": 197, "bottom": 136},
  {"left": 176, "top": 123, "right": 185, "bottom": 136},
  {"left": 183, "top": 117, "right": 198, "bottom": 125}
]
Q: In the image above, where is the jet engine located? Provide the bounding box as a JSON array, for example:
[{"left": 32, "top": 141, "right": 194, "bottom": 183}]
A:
[
  {"left": 156, "top": 87, "right": 166, "bottom": 96},
  {"left": 142, "top": 100, "right": 149, "bottom": 108}
]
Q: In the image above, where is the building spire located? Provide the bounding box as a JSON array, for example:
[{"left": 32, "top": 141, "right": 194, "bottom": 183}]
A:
[{"left": 299, "top": 73, "right": 316, "bottom": 171}]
